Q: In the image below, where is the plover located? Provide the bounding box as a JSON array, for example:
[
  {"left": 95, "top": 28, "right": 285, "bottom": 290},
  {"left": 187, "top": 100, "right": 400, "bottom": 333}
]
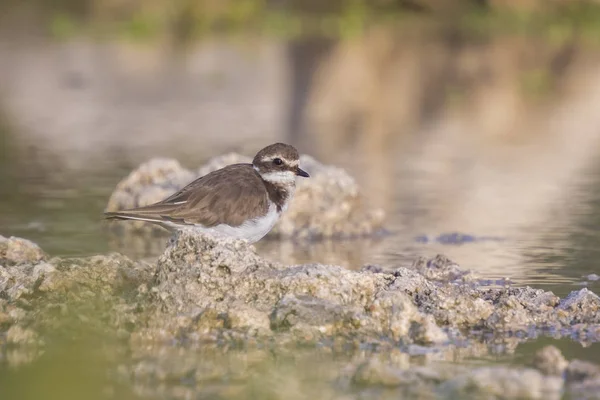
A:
[{"left": 104, "top": 143, "right": 309, "bottom": 243}]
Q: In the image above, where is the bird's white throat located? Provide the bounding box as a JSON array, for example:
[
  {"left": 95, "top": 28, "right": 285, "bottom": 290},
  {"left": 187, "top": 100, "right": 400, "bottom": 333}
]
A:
[{"left": 254, "top": 167, "right": 297, "bottom": 185}]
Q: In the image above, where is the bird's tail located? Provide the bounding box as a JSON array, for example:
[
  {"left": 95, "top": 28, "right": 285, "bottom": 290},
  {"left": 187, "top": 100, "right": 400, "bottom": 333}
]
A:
[
  {"left": 104, "top": 211, "right": 167, "bottom": 224},
  {"left": 104, "top": 202, "right": 181, "bottom": 224}
]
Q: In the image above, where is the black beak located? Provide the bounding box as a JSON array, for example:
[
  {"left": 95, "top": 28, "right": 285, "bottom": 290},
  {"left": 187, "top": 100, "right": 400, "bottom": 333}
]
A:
[{"left": 296, "top": 167, "right": 310, "bottom": 178}]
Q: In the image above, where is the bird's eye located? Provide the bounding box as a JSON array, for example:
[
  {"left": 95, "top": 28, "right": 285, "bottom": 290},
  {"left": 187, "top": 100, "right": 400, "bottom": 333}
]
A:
[{"left": 273, "top": 158, "right": 283, "bottom": 166}]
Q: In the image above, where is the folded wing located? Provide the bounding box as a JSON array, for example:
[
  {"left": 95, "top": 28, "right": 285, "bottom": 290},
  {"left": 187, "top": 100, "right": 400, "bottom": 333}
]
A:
[{"left": 105, "top": 164, "right": 270, "bottom": 228}]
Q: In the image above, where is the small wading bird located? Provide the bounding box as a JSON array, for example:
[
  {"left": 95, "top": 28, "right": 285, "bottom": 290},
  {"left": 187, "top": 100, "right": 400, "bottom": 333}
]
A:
[{"left": 105, "top": 143, "right": 310, "bottom": 243}]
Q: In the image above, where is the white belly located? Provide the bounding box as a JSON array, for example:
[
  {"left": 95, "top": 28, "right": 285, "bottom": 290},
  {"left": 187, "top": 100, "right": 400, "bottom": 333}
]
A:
[{"left": 186, "top": 203, "right": 281, "bottom": 243}]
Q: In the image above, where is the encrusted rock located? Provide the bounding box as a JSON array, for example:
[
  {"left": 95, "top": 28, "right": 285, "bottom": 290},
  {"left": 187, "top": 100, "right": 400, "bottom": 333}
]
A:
[
  {"left": 105, "top": 153, "right": 385, "bottom": 239},
  {"left": 411, "top": 254, "right": 475, "bottom": 283},
  {"left": 0, "top": 235, "right": 47, "bottom": 266},
  {"left": 270, "top": 294, "right": 364, "bottom": 336},
  {"left": 5, "top": 228, "right": 589, "bottom": 348},
  {"left": 0, "top": 242, "right": 154, "bottom": 353},
  {"left": 368, "top": 290, "right": 447, "bottom": 344},
  {"left": 149, "top": 230, "right": 446, "bottom": 344},
  {"left": 37, "top": 253, "right": 152, "bottom": 298},
  {"left": 558, "top": 289, "right": 600, "bottom": 323}
]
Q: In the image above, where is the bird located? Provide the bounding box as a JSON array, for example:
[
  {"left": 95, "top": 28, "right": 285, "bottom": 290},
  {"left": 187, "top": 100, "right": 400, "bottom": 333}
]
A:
[{"left": 104, "top": 143, "right": 310, "bottom": 243}]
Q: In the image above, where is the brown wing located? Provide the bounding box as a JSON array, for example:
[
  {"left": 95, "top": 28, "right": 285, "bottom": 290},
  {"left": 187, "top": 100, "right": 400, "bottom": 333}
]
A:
[{"left": 106, "top": 164, "right": 270, "bottom": 227}]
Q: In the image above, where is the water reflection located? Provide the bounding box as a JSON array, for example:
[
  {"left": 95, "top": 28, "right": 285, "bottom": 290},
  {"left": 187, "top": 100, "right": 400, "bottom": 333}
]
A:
[{"left": 2, "top": 327, "right": 599, "bottom": 400}]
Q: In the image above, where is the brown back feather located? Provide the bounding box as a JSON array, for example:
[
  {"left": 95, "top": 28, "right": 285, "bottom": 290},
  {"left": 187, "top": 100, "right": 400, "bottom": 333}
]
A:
[{"left": 109, "top": 164, "right": 270, "bottom": 227}]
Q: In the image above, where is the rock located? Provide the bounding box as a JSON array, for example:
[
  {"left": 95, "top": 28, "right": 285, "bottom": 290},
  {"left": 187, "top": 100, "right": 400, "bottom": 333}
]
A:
[
  {"left": 411, "top": 254, "right": 475, "bottom": 283},
  {"left": 0, "top": 241, "right": 154, "bottom": 350},
  {"left": 20, "top": 227, "right": 592, "bottom": 349},
  {"left": 482, "top": 286, "right": 560, "bottom": 330},
  {"left": 0, "top": 262, "right": 46, "bottom": 302},
  {"left": 368, "top": 290, "right": 448, "bottom": 344},
  {"left": 270, "top": 294, "right": 364, "bottom": 337},
  {"left": 32, "top": 262, "right": 56, "bottom": 281},
  {"left": 440, "top": 367, "right": 563, "bottom": 400},
  {"left": 105, "top": 153, "right": 385, "bottom": 239},
  {"left": 0, "top": 236, "right": 47, "bottom": 266},
  {"left": 37, "top": 253, "right": 153, "bottom": 298},
  {"left": 154, "top": 231, "right": 275, "bottom": 314},
  {"left": 149, "top": 230, "right": 446, "bottom": 345},
  {"left": 532, "top": 345, "right": 568, "bottom": 376},
  {"left": 225, "top": 305, "right": 272, "bottom": 336},
  {"left": 389, "top": 269, "right": 496, "bottom": 328},
  {"left": 558, "top": 289, "right": 600, "bottom": 323}
]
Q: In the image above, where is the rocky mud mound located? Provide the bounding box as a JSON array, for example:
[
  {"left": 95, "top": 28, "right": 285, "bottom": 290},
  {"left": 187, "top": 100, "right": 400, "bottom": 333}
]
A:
[
  {"left": 2, "top": 232, "right": 600, "bottom": 398},
  {"left": 2, "top": 231, "right": 600, "bottom": 346},
  {"left": 132, "top": 231, "right": 600, "bottom": 346},
  {"left": 105, "top": 153, "right": 385, "bottom": 240}
]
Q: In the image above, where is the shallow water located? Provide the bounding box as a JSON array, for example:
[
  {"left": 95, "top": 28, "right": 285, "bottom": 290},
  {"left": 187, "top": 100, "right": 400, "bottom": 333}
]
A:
[{"left": 2, "top": 5, "right": 600, "bottom": 397}]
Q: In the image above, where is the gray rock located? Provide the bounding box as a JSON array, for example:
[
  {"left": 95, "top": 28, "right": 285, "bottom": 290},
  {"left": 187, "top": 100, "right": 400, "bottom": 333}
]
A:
[
  {"left": 481, "top": 286, "right": 560, "bottom": 330},
  {"left": 558, "top": 289, "right": 600, "bottom": 323},
  {"left": 0, "top": 246, "right": 154, "bottom": 356},
  {"left": 368, "top": 289, "right": 448, "bottom": 344},
  {"left": 37, "top": 253, "right": 153, "bottom": 298},
  {"left": 4, "top": 232, "right": 599, "bottom": 350},
  {"left": 106, "top": 153, "right": 385, "bottom": 239},
  {"left": 411, "top": 254, "right": 476, "bottom": 283},
  {"left": 148, "top": 230, "right": 446, "bottom": 345},
  {"left": 0, "top": 235, "right": 48, "bottom": 266},
  {"left": 270, "top": 294, "right": 364, "bottom": 336}
]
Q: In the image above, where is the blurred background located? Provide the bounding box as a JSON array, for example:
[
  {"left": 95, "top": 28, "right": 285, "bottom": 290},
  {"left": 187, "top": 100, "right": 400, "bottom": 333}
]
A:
[{"left": 2, "top": 0, "right": 600, "bottom": 295}]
